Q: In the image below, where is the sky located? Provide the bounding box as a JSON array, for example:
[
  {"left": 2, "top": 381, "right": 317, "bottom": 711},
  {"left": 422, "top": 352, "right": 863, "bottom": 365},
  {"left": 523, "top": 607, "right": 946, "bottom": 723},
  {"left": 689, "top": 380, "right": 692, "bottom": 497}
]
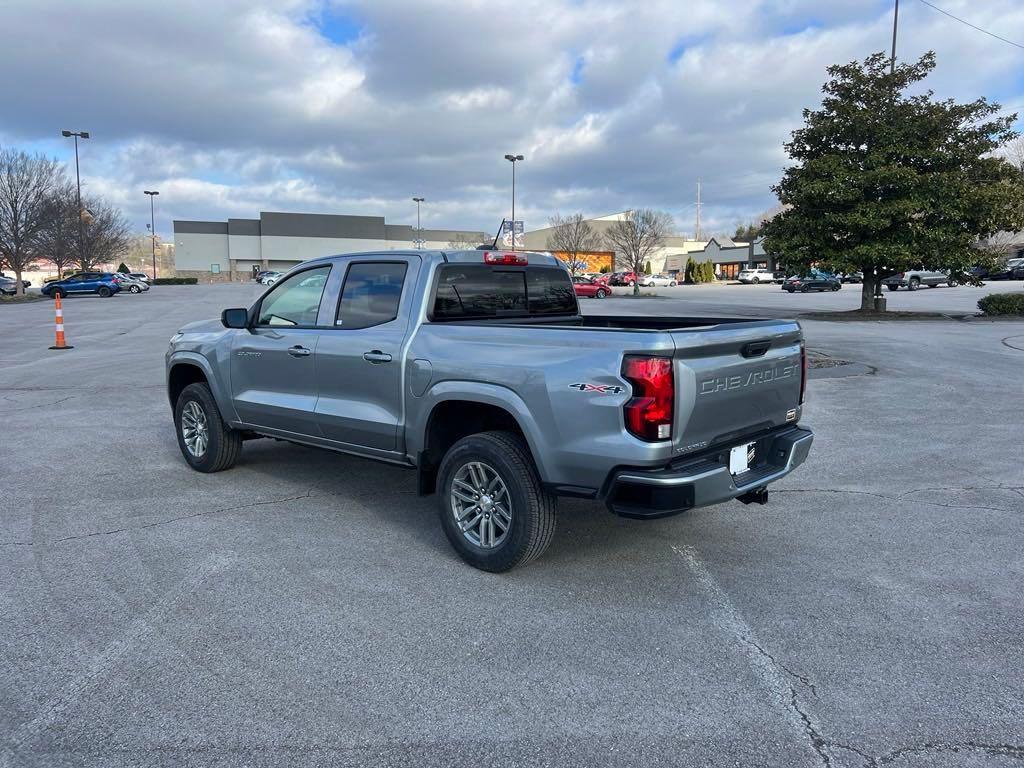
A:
[{"left": 2, "top": 0, "right": 1023, "bottom": 240}]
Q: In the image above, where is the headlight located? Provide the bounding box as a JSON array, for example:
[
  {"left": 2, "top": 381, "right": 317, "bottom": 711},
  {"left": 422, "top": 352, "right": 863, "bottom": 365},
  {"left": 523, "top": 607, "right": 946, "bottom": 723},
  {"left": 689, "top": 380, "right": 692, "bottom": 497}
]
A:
[{"left": 169, "top": 333, "right": 183, "bottom": 344}]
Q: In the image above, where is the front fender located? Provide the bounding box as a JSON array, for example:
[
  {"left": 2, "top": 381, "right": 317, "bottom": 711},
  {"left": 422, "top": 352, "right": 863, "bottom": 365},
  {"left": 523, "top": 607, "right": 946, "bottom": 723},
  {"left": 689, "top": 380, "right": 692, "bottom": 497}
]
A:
[
  {"left": 408, "top": 380, "right": 553, "bottom": 483},
  {"left": 166, "top": 350, "right": 237, "bottom": 423}
]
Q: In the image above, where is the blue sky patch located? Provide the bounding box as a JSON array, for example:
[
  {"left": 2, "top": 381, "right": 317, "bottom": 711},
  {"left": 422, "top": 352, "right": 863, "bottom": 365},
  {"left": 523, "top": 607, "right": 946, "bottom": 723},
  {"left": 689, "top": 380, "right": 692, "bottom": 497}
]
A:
[
  {"left": 667, "top": 34, "right": 708, "bottom": 64},
  {"left": 311, "top": 7, "right": 362, "bottom": 46},
  {"left": 570, "top": 55, "right": 585, "bottom": 84}
]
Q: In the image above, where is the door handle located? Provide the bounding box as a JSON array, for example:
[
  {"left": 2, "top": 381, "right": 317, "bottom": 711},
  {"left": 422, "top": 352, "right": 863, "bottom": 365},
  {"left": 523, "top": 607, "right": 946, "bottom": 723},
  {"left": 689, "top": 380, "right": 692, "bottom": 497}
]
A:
[
  {"left": 288, "top": 345, "right": 312, "bottom": 358},
  {"left": 363, "top": 350, "right": 392, "bottom": 363}
]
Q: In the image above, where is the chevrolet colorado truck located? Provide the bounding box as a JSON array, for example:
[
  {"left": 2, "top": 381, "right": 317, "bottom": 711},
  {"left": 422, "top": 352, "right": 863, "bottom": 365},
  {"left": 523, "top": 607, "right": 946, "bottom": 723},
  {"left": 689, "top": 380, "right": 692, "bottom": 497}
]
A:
[{"left": 166, "top": 250, "right": 813, "bottom": 571}]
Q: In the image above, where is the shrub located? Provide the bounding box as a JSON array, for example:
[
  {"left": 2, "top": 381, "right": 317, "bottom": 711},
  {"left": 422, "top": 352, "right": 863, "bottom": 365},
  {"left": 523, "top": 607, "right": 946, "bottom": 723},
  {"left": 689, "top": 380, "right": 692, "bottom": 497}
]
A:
[
  {"left": 152, "top": 277, "right": 198, "bottom": 285},
  {"left": 977, "top": 292, "right": 1024, "bottom": 316},
  {"left": 599, "top": 265, "right": 610, "bottom": 273},
  {"left": 117, "top": 262, "right": 130, "bottom": 273}
]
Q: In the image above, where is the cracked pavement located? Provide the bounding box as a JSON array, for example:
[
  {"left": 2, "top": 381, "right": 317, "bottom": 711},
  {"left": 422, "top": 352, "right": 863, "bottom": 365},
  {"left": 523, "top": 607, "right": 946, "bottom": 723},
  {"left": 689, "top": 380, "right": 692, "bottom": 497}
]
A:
[{"left": 1, "top": 285, "right": 1023, "bottom": 767}]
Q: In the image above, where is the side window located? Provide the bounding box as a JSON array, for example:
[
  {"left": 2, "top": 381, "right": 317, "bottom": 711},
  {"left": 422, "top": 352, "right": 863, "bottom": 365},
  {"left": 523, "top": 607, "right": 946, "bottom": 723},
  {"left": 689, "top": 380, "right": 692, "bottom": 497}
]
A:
[
  {"left": 256, "top": 266, "right": 331, "bottom": 327},
  {"left": 336, "top": 262, "right": 408, "bottom": 329}
]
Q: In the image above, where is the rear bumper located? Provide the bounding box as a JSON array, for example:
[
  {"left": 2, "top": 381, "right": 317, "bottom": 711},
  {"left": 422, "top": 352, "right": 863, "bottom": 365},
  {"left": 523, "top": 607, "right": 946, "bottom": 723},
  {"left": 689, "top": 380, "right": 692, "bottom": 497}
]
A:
[{"left": 604, "top": 426, "right": 814, "bottom": 519}]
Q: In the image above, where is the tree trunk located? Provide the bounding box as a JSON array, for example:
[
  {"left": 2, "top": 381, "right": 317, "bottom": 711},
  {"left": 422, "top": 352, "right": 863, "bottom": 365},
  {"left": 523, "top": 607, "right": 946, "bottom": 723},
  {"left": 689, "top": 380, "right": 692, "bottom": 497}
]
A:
[
  {"left": 14, "top": 265, "right": 24, "bottom": 297},
  {"left": 861, "top": 270, "right": 880, "bottom": 312}
]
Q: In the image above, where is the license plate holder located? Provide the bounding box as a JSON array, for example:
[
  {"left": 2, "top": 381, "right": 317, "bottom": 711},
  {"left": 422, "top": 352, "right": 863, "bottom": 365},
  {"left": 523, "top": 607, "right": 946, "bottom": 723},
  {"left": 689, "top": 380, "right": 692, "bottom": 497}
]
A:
[{"left": 729, "top": 442, "right": 756, "bottom": 475}]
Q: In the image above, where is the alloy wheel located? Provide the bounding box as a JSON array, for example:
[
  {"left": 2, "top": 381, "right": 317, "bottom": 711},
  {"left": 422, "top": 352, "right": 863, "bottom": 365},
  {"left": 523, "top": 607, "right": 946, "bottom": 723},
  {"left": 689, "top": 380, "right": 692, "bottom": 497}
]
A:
[
  {"left": 450, "top": 461, "right": 512, "bottom": 549},
  {"left": 181, "top": 400, "right": 209, "bottom": 457}
]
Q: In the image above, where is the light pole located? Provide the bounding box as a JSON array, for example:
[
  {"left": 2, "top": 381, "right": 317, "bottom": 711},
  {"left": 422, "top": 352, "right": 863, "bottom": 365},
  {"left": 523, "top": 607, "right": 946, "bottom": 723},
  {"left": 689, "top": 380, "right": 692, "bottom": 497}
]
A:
[
  {"left": 144, "top": 190, "right": 160, "bottom": 278},
  {"left": 503, "top": 154, "right": 523, "bottom": 249},
  {"left": 61, "top": 130, "right": 89, "bottom": 266},
  {"left": 412, "top": 197, "right": 425, "bottom": 249}
]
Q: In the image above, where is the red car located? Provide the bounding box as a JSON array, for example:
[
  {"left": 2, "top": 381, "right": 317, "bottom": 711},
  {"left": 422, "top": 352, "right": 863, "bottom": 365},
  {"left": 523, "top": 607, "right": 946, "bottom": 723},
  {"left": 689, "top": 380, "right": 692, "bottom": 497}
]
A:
[
  {"left": 572, "top": 276, "right": 611, "bottom": 299},
  {"left": 590, "top": 273, "right": 612, "bottom": 285},
  {"left": 610, "top": 271, "right": 639, "bottom": 286}
]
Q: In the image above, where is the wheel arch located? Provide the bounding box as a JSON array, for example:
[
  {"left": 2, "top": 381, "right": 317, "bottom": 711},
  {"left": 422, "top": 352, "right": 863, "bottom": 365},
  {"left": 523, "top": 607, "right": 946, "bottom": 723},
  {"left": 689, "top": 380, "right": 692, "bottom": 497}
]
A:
[{"left": 167, "top": 353, "right": 235, "bottom": 421}]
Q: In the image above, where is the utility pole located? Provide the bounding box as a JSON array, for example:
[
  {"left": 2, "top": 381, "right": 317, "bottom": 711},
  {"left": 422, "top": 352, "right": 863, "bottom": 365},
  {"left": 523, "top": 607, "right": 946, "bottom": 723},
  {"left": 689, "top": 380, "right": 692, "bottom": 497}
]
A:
[
  {"left": 695, "top": 178, "right": 703, "bottom": 241},
  {"left": 890, "top": 0, "right": 899, "bottom": 75},
  {"left": 504, "top": 154, "right": 524, "bottom": 250},
  {"left": 61, "top": 130, "right": 90, "bottom": 266},
  {"left": 144, "top": 190, "right": 159, "bottom": 278}
]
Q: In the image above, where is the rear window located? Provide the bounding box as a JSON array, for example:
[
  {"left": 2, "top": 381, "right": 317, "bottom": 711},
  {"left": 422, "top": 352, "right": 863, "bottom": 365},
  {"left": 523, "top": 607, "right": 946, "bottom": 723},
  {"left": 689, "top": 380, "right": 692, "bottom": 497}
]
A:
[{"left": 431, "top": 265, "right": 577, "bottom": 320}]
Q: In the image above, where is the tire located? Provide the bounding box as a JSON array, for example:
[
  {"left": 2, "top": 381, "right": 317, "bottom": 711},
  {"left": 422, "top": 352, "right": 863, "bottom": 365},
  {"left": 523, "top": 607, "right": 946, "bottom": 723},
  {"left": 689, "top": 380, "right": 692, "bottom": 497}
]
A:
[
  {"left": 800, "top": 285, "right": 810, "bottom": 293},
  {"left": 785, "top": 287, "right": 794, "bottom": 293},
  {"left": 174, "top": 382, "right": 242, "bottom": 473},
  {"left": 887, "top": 284, "right": 899, "bottom": 292},
  {"left": 436, "top": 430, "right": 557, "bottom": 572},
  {"left": 53, "top": 287, "right": 66, "bottom": 299},
  {"left": 947, "top": 280, "right": 958, "bottom": 288},
  {"left": 669, "top": 281, "right": 677, "bottom": 287},
  {"left": 832, "top": 283, "right": 841, "bottom": 291},
  {"left": 908, "top": 278, "right": 920, "bottom": 291},
  {"left": 97, "top": 286, "right": 111, "bottom": 298},
  {"left": 130, "top": 285, "right": 141, "bottom": 293},
  {"left": 751, "top": 277, "right": 759, "bottom": 284},
  {"left": 596, "top": 289, "right": 607, "bottom": 299}
]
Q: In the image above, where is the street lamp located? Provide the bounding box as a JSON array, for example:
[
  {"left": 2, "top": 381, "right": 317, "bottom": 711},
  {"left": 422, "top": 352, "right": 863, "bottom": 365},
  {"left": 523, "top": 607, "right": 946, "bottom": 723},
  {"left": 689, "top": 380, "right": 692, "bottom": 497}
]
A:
[
  {"left": 412, "top": 197, "right": 425, "bottom": 249},
  {"left": 144, "top": 190, "right": 160, "bottom": 278},
  {"left": 504, "top": 154, "right": 524, "bottom": 250},
  {"left": 61, "top": 130, "right": 90, "bottom": 266}
]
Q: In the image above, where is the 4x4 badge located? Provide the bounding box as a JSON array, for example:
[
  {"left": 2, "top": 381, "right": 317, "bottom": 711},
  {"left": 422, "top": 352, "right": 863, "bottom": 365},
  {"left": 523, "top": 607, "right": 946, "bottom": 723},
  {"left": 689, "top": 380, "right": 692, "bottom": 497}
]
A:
[{"left": 568, "top": 383, "right": 624, "bottom": 394}]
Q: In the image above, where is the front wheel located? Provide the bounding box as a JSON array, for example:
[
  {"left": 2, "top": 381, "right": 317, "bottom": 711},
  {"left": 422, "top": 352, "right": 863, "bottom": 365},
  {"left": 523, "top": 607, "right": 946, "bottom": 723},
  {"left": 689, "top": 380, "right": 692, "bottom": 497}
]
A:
[
  {"left": 437, "top": 431, "right": 556, "bottom": 572},
  {"left": 751, "top": 277, "right": 759, "bottom": 284},
  {"left": 887, "top": 284, "right": 899, "bottom": 292},
  {"left": 174, "top": 383, "right": 242, "bottom": 472},
  {"left": 669, "top": 281, "right": 677, "bottom": 287},
  {"left": 52, "top": 287, "right": 66, "bottom": 299},
  {"left": 832, "top": 283, "right": 841, "bottom": 291},
  {"left": 130, "top": 285, "right": 141, "bottom": 293},
  {"left": 908, "top": 278, "right": 920, "bottom": 291},
  {"left": 800, "top": 285, "right": 810, "bottom": 293},
  {"left": 947, "top": 280, "right": 958, "bottom": 288}
]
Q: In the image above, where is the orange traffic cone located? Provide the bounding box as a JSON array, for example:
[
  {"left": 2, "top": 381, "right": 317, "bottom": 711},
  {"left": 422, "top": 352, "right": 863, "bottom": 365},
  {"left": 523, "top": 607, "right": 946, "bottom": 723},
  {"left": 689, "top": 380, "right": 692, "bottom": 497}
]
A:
[{"left": 49, "top": 294, "right": 74, "bottom": 350}]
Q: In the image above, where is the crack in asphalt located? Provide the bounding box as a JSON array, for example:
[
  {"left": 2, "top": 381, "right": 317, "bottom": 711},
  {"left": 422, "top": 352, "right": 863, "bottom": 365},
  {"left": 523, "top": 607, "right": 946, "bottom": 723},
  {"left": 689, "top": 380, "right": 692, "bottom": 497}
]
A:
[
  {"left": 775, "top": 485, "right": 1022, "bottom": 514},
  {"left": 875, "top": 741, "right": 1024, "bottom": 765},
  {"left": 0, "top": 489, "right": 315, "bottom": 548},
  {"left": 5, "top": 395, "right": 75, "bottom": 412}
]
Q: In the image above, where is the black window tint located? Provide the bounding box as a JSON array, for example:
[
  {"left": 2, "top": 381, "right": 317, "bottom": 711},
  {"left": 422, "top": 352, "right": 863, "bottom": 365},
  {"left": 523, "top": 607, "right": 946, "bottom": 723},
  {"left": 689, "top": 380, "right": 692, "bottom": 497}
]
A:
[
  {"left": 336, "top": 262, "right": 407, "bottom": 329},
  {"left": 432, "top": 265, "right": 576, "bottom": 320}
]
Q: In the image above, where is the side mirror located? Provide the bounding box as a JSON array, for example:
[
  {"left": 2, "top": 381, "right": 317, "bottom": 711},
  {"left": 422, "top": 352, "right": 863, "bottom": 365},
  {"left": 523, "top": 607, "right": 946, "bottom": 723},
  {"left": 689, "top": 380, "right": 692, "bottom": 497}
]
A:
[{"left": 221, "top": 307, "right": 250, "bottom": 329}]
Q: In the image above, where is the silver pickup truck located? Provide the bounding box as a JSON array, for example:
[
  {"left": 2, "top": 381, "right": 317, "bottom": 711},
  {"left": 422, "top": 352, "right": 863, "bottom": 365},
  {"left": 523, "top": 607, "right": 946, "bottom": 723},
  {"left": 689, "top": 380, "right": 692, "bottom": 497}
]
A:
[{"left": 166, "top": 250, "right": 813, "bottom": 571}]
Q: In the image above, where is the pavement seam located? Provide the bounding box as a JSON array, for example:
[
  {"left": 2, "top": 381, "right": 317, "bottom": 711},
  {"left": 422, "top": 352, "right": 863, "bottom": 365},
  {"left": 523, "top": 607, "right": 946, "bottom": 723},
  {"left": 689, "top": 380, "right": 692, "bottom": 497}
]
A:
[{"left": 774, "top": 487, "right": 1022, "bottom": 515}]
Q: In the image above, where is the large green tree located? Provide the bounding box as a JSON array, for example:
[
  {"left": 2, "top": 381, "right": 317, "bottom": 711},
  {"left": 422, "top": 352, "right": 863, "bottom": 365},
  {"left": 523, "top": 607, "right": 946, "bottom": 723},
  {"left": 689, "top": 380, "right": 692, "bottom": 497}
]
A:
[{"left": 763, "top": 52, "right": 1024, "bottom": 311}]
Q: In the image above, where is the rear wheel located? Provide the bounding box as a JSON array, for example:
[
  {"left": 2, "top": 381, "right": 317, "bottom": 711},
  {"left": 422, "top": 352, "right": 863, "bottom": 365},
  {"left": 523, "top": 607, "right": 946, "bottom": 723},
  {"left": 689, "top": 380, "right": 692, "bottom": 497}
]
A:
[
  {"left": 97, "top": 286, "right": 111, "bottom": 298},
  {"left": 947, "top": 280, "right": 959, "bottom": 287},
  {"left": 174, "top": 382, "right": 242, "bottom": 472},
  {"left": 751, "top": 277, "right": 760, "bottom": 284},
  {"left": 596, "top": 289, "right": 607, "bottom": 299},
  {"left": 887, "top": 284, "right": 899, "bottom": 292},
  {"left": 437, "top": 431, "right": 557, "bottom": 572},
  {"left": 832, "top": 283, "right": 841, "bottom": 291},
  {"left": 800, "top": 285, "right": 810, "bottom": 293},
  {"left": 52, "top": 288, "right": 66, "bottom": 299},
  {"left": 669, "top": 281, "right": 677, "bottom": 287}
]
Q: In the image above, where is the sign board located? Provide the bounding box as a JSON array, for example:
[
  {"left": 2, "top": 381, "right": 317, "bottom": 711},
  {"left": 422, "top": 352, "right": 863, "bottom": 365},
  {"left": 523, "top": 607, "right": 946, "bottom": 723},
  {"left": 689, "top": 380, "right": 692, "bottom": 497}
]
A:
[
  {"left": 500, "top": 220, "right": 524, "bottom": 248},
  {"left": 211, "top": 263, "right": 221, "bottom": 274}
]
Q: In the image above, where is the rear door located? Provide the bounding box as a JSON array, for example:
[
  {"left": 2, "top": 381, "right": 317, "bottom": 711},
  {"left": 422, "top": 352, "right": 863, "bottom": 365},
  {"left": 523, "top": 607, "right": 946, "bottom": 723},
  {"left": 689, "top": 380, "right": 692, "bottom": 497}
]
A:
[
  {"left": 230, "top": 264, "right": 333, "bottom": 436},
  {"left": 313, "top": 256, "right": 418, "bottom": 452},
  {"left": 670, "top": 322, "right": 803, "bottom": 456}
]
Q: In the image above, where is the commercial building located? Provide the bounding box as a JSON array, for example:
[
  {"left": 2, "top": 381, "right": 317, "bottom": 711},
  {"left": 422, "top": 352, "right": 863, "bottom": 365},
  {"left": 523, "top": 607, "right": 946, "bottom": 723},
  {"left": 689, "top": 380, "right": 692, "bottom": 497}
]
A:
[
  {"left": 665, "top": 237, "right": 774, "bottom": 279},
  {"left": 172, "top": 212, "right": 488, "bottom": 281}
]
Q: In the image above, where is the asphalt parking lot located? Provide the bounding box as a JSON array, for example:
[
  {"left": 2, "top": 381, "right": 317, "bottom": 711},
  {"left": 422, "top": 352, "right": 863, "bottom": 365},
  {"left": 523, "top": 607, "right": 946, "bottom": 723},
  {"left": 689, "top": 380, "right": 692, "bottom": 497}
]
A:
[{"left": 2, "top": 284, "right": 1023, "bottom": 767}]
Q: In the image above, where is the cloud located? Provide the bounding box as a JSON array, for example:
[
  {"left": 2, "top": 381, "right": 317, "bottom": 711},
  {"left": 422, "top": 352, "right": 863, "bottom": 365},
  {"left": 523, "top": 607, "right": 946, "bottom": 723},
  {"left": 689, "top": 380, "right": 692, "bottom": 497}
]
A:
[{"left": 1, "top": 0, "right": 1022, "bottom": 238}]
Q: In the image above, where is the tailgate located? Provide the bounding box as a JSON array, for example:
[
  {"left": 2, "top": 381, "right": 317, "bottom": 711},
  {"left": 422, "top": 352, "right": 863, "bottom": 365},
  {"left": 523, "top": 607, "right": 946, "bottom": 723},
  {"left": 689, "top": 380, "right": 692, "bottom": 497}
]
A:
[{"left": 670, "top": 320, "right": 804, "bottom": 455}]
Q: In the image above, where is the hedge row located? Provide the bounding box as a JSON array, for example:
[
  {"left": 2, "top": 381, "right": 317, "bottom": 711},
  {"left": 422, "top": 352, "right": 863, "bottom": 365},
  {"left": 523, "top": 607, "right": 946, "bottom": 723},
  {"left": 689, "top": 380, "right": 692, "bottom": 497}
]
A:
[
  {"left": 151, "top": 277, "right": 198, "bottom": 285},
  {"left": 977, "top": 292, "right": 1024, "bottom": 316}
]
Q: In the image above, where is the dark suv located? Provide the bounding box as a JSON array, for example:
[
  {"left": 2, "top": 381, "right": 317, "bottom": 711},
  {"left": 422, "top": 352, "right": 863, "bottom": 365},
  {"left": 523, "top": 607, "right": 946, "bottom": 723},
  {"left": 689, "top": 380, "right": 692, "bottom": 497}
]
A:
[{"left": 40, "top": 272, "right": 122, "bottom": 298}]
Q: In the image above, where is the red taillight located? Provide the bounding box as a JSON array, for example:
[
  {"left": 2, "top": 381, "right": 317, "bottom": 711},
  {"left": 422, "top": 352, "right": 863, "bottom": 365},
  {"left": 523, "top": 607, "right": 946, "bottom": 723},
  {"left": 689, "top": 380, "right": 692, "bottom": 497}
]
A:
[
  {"left": 484, "top": 252, "right": 528, "bottom": 265},
  {"left": 799, "top": 343, "right": 807, "bottom": 404},
  {"left": 622, "top": 356, "right": 674, "bottom": 441}
]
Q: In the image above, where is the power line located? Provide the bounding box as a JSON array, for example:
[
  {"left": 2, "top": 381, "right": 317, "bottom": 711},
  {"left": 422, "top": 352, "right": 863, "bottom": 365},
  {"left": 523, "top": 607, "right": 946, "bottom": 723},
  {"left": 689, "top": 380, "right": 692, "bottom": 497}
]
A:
[{"left": 916, "top": 0, "right": 1024, "bottom": 51}]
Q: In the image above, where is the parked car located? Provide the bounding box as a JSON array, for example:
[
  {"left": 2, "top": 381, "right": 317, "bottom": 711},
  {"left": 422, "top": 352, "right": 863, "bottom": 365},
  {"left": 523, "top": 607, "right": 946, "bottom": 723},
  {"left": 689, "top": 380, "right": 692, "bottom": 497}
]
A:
[
  {"left": 0, "top": 276, "right": 19, "bottom": 296},
  {"left": 641, "top": 273, "right": 677, "bottom": 287},
  {"left": 837, "top": 272, "right": 863, "bottom": 284},
  {"left": 590, "top": 272, "right": 613, "bottom": 285},
  {"left": 572, "top": 275, "right": 611, "bottom": 299},
  {"left": 127, "top": 272, "right": 151, "bottom": 283},
  {"left": 0, "top": 272, "right": 31, "bottom": 289},
  {"left": 609, "top": 271, "right": 639, "bottom": 286},
  {"left": 40, "top": 272, "right": 122, "bottom": 298},
  {"left": 737, "top": 268, "right": 775, "bottom": 284},
  {"left": 113, "top": 273, "right": 150, "bottom": 293},
  {"left": 167, "top": 249, "right": 813, "bottom": 572},
  {"left": 260, "top": 271, "right": 283, "bottom": 286},
  {"left": 782, "top": 271, "right": 841, "bottom": 292},
  {"left": 986, "top": 258, "right": 1024, "bottom": 281},
  {"left": 882, "top": 269, "right": 956, "bottom": 291}
]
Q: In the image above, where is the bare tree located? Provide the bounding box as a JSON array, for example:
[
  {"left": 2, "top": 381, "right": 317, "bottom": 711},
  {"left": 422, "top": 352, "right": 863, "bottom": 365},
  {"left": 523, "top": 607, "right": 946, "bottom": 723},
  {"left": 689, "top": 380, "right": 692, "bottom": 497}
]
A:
[
  {"left": 446, "top": 232, "right": 488, "bottom": 250},
  {"left": 602, "top": 209, "right": 673, "bottom": 295},
  {"left": 78, "top": 197, "right": 131, "bottom": 271},
  {"left": 1006, "top": 136, "right": 1024, "bottom": 172},
  {"left": 32, "top": 182, "right": 79, "bottom": 279},
  {"left": 546, "top": 213, "right": 603, "bottom": 277},
  {"left": 0, "top": 147, "right": 65, "bottom": 296}
]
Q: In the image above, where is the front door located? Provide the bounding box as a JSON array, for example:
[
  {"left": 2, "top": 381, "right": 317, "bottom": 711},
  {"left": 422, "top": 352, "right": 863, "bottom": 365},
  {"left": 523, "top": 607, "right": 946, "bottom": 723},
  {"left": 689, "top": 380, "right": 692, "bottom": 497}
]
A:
[
  {"left": 314, "top": 257, "right": 417, "bottom": 452},
  {"left": 230, "top": 265, "right": 332, "bottom": 436}
]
